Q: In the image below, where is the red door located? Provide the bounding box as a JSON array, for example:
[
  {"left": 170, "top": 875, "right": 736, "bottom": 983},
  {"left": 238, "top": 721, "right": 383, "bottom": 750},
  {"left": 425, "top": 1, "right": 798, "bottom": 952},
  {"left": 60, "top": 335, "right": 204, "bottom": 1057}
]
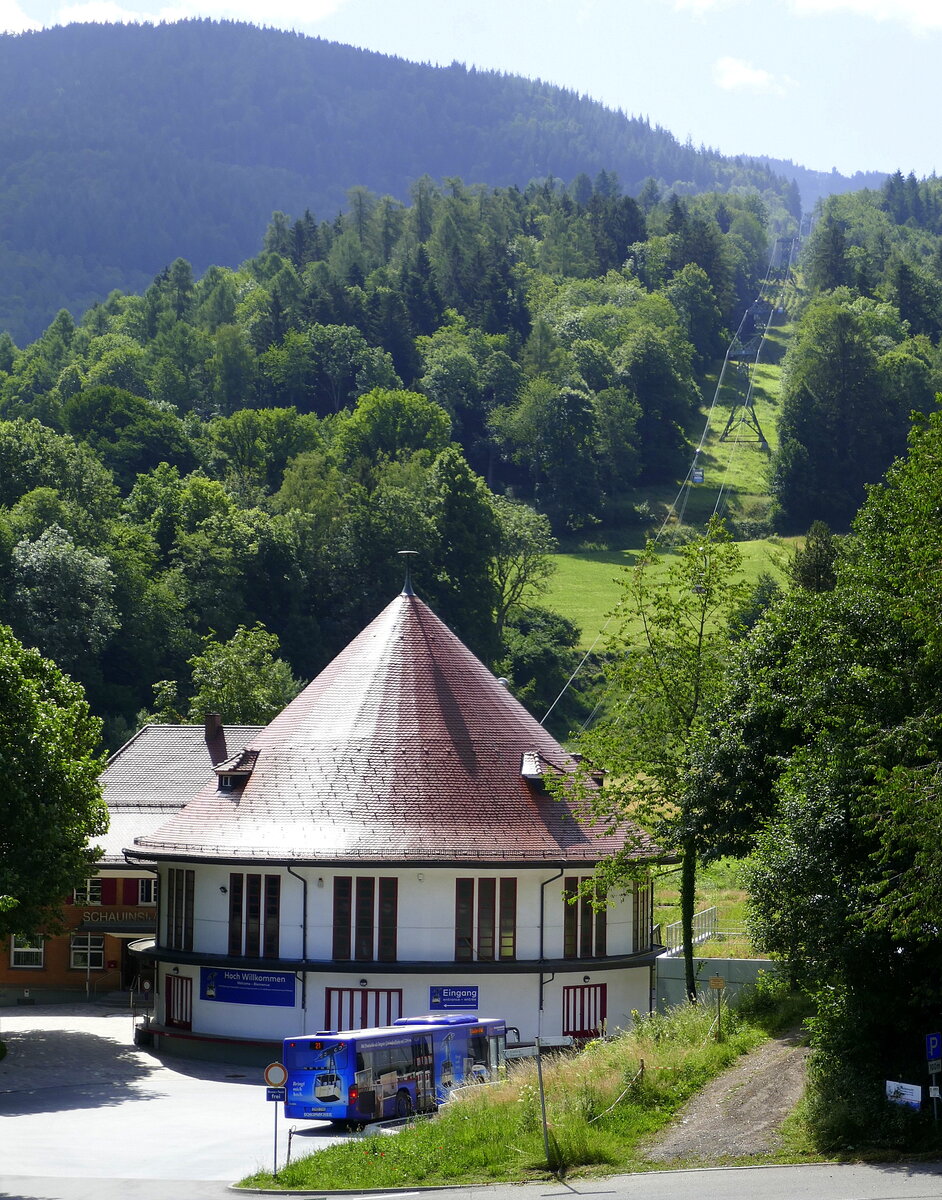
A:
[
  {"left": 165, "top": 973, "right": 192, "bottom": 1030},
  {"left": 562, "top": 983, "right": 606, "bottom": 1039},
  {"left": 324, "top": 987, "right": 402, "bottom": 1030}
]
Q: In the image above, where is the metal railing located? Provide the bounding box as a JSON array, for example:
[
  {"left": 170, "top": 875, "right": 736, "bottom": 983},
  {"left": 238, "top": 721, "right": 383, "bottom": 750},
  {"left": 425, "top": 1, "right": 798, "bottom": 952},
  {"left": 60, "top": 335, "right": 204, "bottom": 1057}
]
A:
[{"left": 662, "top": 906, "right": 718, "bottom": 956}]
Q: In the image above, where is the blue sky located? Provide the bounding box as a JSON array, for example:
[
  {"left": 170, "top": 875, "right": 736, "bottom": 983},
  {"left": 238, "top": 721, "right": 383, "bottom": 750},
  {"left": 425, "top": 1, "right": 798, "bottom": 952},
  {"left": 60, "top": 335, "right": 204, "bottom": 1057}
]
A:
[{"left": 1, "top": 0, "right": 938, "bottom": 178}]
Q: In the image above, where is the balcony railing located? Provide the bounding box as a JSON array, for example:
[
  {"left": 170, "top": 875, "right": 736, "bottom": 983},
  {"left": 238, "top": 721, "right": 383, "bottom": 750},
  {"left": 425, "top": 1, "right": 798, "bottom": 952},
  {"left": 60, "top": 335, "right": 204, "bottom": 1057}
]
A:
[{"left": 661, "top": 906, "right": 717, "bottom": 956}]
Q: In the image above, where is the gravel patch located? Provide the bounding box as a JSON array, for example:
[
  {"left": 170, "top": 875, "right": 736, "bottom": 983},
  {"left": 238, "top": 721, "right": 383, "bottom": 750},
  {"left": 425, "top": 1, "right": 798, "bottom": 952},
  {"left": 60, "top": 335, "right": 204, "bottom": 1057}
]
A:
[{"left": 643, "top": 1027, "right": 810, "bottom": 1163}]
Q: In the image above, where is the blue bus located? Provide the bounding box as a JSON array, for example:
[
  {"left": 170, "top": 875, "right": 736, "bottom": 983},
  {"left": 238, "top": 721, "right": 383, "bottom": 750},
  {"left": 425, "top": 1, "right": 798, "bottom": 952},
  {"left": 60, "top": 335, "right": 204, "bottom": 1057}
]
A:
[{"left": 283, "top": 1014, "right": 507, "bottom": 1125}]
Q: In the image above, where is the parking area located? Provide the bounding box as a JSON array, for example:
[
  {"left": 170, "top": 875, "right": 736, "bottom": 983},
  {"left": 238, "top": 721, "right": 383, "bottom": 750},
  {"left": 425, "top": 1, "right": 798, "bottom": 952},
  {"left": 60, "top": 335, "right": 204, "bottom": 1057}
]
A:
[{"left": 0, "top": 1000, "right": 343, "bottom": 1184}]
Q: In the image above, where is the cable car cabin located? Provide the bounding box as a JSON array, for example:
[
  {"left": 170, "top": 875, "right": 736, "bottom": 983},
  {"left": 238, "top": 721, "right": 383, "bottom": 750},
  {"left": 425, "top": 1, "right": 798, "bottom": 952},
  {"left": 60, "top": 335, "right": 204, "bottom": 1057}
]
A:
[{"left": 283, "top": 1014, "right": 507, "bottom": 1125}]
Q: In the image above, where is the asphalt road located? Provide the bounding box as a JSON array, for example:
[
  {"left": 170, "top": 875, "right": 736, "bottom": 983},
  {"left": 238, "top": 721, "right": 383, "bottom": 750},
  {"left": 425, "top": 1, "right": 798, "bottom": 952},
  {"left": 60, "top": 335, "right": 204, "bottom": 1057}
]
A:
[{"left": 1, "top": 1002, "right": 941, "bottom": 1200}]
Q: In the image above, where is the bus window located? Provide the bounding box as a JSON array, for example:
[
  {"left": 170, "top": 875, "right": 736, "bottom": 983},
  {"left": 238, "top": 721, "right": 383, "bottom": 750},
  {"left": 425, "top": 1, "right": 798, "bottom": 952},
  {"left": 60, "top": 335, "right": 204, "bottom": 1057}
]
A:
[{"left": 490, "top": 1033, "right": 506, "bottom": 1072}]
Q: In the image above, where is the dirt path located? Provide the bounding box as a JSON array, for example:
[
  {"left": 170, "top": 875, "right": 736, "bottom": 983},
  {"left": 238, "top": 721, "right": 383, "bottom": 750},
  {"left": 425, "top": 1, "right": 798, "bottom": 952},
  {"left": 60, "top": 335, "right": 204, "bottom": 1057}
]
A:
[{"left": 642, "top": 1027, "right": 810, "bottom": 1164}]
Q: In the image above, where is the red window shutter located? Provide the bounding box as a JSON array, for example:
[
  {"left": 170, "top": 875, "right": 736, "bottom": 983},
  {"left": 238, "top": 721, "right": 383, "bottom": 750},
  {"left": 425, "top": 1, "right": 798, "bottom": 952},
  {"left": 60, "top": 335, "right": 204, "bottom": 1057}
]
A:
[
  {"left": 123, "top": 879, "right": 138, "bottom": 904},
  {"left": 100, "top": 878, "right": 117, "bottom": 905}
]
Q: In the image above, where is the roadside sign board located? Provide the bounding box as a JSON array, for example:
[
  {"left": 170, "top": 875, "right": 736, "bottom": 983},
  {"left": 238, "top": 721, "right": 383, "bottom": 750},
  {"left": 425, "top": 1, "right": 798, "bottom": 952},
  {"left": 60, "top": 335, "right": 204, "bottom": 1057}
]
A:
[
  {"left": 264, "top": 1062, "right": 288, "bottom": 1087},
  {"left": 926, "top": 1032, "right": 941, "bottom": 1061},
  {"left": 709, "top": 976, "right": 725, "bottom": 990},
  {"left": 886, "top": 1081, "right": 922, "bottom": 1110},
  {"left": 266, "top": 1087, "right": 286, "bottom": 1102},
  {"left": 928, "top": 1059, "right": 941, "bottom": 1075}
]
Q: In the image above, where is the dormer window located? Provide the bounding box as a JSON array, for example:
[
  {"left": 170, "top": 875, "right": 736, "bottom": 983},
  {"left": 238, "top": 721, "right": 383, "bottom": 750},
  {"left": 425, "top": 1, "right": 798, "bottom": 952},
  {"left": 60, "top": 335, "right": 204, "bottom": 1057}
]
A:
[
  {"left": 214, "top": 748, "right": 258, "bottom": 791},
  {"left": 521, "top": 752, "right": 542, "bottom": 779}
]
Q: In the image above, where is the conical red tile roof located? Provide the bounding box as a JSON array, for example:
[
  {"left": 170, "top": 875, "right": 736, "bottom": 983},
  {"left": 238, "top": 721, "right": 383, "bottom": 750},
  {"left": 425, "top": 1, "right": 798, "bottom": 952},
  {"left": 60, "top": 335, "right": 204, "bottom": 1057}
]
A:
[{"left": 129, "top": 592, "right": 658, "bottom": 865}]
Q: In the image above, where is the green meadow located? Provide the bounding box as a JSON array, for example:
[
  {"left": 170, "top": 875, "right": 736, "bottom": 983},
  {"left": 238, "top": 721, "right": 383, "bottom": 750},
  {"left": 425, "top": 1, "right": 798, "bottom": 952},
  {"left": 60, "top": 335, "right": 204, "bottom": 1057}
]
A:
[
  {"left": 545, "top": 537, "right": 794, "bottom": 650},
  {"left": 544, "top": 315, "right": 795, "bottom": 649}
]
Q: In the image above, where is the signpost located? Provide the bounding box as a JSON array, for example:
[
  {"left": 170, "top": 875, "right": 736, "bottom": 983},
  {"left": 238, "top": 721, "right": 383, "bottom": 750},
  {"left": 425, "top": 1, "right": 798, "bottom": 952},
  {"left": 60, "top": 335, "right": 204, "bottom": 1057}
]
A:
[
  {"left": 927, "top": 1032, "right": 940, "bottom": 1122},
  {"left": 264, "top": 1062, "right": 289, "bottom": 1176},
  {"left": 709, "top": 976, "right": 725, "bottom": 1043}
]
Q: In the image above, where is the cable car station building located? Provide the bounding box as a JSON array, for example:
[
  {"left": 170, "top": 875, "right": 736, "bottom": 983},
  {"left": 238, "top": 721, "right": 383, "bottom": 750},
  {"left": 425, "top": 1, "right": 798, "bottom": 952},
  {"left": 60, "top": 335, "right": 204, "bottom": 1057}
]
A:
[{"left": 124, "top": 585, "right": 664, "bottom": 1061}]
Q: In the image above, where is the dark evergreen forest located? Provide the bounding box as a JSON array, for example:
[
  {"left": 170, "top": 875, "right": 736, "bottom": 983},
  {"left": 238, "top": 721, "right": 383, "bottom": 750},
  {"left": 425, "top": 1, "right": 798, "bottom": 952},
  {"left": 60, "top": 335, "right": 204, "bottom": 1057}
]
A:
[
  {"left": 0, "top": 19, "right": 800, "bottom": 344},
  {"left": 0, "top": 176, "right": 774, "bottom": 747}
]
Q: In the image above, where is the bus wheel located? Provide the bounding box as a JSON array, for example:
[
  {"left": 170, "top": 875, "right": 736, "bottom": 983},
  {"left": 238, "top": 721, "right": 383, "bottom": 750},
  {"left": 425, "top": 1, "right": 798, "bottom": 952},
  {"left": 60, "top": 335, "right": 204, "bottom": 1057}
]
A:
[{"left": 395, "top": 1090, "right": 414, "bottom": 1118}]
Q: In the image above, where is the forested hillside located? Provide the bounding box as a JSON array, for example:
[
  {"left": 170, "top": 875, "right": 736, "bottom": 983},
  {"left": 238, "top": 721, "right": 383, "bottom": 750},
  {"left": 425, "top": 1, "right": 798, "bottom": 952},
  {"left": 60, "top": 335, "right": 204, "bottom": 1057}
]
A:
[
  {"left": 0, "top": 177, "right": 773, "bottom": 747},
  {"left": 0, "top": 19, "right": 798, "bottom": 344},
  {"left": 772, "top": 171, "right": 942, "bottom": 529}
]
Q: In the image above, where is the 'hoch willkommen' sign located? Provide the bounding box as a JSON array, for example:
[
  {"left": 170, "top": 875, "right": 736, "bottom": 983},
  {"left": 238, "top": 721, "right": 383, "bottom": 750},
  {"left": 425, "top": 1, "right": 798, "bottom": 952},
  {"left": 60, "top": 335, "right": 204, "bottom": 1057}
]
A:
[{"left": 200, "top": 967, "right": 296, "bottom": 1006}]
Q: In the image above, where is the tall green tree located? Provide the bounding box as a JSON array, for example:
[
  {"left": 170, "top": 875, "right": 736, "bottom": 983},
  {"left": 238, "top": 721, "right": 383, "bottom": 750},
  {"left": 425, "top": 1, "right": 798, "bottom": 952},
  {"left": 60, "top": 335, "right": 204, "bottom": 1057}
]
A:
[
  {"left": 0, "top": 626, "right": 107, "bottom": 939},
  {"left": 580, "top": 518, "right": 748, "bottom": 1000},
  {"left": 771, "top": 293, "right": 930, "bottom": 530},
  {"left": 689, "top": 413, "right": 942, "bottom": 1147},
  {"left": 10, "top": 525, "right": 119, "bottom": 677},
  {"left": 489, "top": 496, "right": 557, "bottom": 641}
]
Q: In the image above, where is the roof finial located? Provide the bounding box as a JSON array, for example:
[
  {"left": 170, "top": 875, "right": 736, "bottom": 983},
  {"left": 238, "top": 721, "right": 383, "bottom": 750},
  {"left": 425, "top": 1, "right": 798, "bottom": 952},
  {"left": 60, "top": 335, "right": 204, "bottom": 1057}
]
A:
[{"left": 397, "top": 549, "right": 418, "bottom": 596}]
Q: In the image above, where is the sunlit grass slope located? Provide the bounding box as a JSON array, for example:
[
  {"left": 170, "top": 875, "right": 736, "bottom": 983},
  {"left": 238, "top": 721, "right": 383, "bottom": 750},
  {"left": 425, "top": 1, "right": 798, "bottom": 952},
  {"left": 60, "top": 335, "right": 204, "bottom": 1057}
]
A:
[
  {"left": 237, "top": 993, "right": 806, "bottom": 1191},
  {"left": 545, "top": 316, "right": 794, "bottom": 649},
  {"left": 545, "top": 537, "right": 795, "bottom": 650}
]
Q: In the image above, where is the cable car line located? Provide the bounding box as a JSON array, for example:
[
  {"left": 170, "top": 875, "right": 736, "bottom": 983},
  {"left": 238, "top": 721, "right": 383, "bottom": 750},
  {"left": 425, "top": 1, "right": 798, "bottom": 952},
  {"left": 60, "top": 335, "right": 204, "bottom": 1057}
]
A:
[{"left": 539, "top": 223, "right": 801, "bottom": 726}]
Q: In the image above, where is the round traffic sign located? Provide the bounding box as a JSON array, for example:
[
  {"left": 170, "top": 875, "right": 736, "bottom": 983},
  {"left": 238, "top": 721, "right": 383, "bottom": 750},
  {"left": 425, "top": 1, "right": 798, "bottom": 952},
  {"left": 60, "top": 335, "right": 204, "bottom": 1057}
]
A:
[{"left": 264, "top": 1061, "right": 288, "bottom": 1087}]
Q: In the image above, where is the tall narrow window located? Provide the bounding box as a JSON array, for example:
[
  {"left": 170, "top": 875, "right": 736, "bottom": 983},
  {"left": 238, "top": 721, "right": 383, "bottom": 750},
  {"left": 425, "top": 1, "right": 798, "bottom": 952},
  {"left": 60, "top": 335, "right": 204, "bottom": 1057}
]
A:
[
  {"left": 228, "top": 872, "right": 280, "bottom": 958},
  {"left": 166, "top": 868, "right": 194, "bottom": 951},
  {"left": 333, "top": 876, "right": 397, "bottom": 962},
  {"left": 477, "top": 878, "right": 496, "bottom": 961},
  {"left": 354, "top": 877, "right": 375, "bottom": 961},
  {"left": 455, "top": 879, "right": 474, "bottom": 962},
  {"left": 579, "top": 889, "right": 594, "bottom": 958},
  {"left": 228, "top": 873, "right": 244, "bottom": 957},
  {"left": 245, "top": 874, "right": 262, "bottom": 958},
  {"left": 264, "top": 875, "right": 281, "bottom": 958},
  {"left": 455, "top": 878, "right": 516, "bottom": 961},
  {"left": 563, "top": 876, "right": 606, "bottom": 959},
  {"left": 377, "top": 878, "right": 398, "bottom": 962},
  {"left": 632, "top": 879, "right": 652, "bottom": 952},
  {"left": 563, "top": 878, "right": 579, "bottom": 958},
  {"left": 499, "top": 879, "right": 517, "bottom": 959},
  {"left": 333, "top": 877, "right": 352, "bottom": 960}
]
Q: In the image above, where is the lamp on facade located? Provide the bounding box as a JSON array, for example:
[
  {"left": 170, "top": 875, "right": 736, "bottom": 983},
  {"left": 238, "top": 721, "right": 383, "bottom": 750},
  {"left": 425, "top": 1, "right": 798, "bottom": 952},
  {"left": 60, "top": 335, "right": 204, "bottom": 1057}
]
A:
[{"left": 359, "top": 978, "right": 368, "bottom": 988}]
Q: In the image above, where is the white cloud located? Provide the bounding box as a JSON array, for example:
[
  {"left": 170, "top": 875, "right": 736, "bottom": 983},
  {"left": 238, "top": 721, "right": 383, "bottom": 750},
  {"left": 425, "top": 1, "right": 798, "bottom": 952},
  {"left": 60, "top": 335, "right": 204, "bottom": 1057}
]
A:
[
  {"left": 790, "top": 0, "right": 942, "bottom": 32},
  {"left": 713, "top": 55, "right": 792, "bottom": 95},
  {"left": 0, "top": 1, "right": 42, "bottom": 32}
]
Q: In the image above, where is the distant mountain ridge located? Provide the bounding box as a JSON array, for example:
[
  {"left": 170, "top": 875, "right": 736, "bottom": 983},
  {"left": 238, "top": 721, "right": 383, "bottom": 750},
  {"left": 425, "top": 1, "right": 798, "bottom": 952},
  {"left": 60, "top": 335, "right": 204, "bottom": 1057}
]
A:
[
  {"left": 752, "top": 156, "right": 888, "bottom": 210},
  {"left": 0, "top": 19, "right": 800, "bottom": 342}
]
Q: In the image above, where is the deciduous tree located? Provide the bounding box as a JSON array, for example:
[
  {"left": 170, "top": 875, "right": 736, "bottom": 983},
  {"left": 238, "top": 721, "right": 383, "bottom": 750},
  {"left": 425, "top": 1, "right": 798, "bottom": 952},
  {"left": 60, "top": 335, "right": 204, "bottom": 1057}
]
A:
[{"left": 0, "top": 626, "right": 107, "bottom": 940}]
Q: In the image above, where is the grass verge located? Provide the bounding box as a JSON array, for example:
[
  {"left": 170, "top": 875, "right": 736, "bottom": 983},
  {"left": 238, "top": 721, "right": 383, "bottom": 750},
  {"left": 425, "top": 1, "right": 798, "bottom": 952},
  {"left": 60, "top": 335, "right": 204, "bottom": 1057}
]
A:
[
  {"left": 545, "top": 537, "right": 794, "bottom": 651},
  {"left": 237, "top": 995, "right": 794, "bottom": 1191}
]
